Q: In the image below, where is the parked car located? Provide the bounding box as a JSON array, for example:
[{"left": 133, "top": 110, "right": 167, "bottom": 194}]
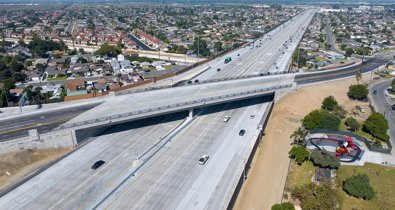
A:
[
  {"left": 223, "top": 116, "right": 230, "bottom": 122},
  {"left": 198, "top": 155, "right": 209, "bottom": 165},
  {"left": 239, "top": 129, "right": 246, "bottom": 136},
  {"left": 250, "top": 115, "right": 255, "bottom": 119},
  {"left": 217, "top": 68, "right": 221, "bottom": 72},
  {"left": 373, "top": 90, "right": 377, "bottom": 95},
  {"left": 91, "top": 160, "right": 105, "bottom": 170},
  {"left": 392, "top": 104, "right": 395, "bottom": 110}
]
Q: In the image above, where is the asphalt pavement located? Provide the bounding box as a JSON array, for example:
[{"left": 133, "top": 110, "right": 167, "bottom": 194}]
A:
[{"left": 370, "top": 79, "right": 395, "bottom": 147}]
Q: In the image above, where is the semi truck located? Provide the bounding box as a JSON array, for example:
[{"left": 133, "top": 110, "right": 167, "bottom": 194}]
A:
[{"left": 224, "top": 56, "right": 232, "bottom": 64}]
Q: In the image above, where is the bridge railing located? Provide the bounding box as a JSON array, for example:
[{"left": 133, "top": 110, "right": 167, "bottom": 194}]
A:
[{"left": 53, "top": 84, "right": 291, "bottom": 131}]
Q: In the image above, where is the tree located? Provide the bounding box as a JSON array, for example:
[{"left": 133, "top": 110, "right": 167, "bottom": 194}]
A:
[
  {"left": 271, "top": 202, "right": 295, "bottom": 210},
  {"left": 293, "top": 182, "right": 341, "bottom": 210},
  {"left": 332, "top": 105, "right": 347, "bottom": 119},
  {"left": 289, "top": 146, "right": 310, "bottom": 165},
  {"left": 345, "top": 117, "right": 360, "bottom": 132},
  {"left": 355, "top": 71, "right": 362, "bottom": 84},
  {"left": 345, "top": 48, "right": 353, "bottom": 57},
  {"left": 290, "top": 127, "right": 307, "bottom": 145},
  {"left": 321, "top": 96, "right": 338, "bottom": 111},
  {"left": 340, "top": 44, "right": 347, "bottom": 51},
  {"left": 303, "top": 109, "right": 341, "bottom": 131},
  {"left": 343, "top": 173, "right": 375, "bottom": 200},
  {"left": 214, "top": 41, "right": 223, "bottom": 52},
  {"left": 363, "top": 112, "right": 389, "bottom": 142},
  {"left": 348, "top": 84, "right": 368, "bottom": 100},
  {"left": 95, "top": 43, "right": 122, "bottom": 57},
  {"left": 310, "top": 149, "right": 340, "bottom": 169}
]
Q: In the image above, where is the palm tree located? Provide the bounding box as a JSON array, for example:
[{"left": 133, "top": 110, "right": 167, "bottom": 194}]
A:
[
  {"left": 290, "top": 127, "right": 307, "bottom": 146},
  {"left": 355, "top": 70, "right": 362, "bottom": 84}
]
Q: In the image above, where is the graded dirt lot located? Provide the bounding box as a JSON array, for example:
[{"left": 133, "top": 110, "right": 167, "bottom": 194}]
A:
[
  {"left": 234, "top": 74, "right": 373, "bottom": 210},
  {"left": 0, "top": 148, "right": 70, "bottom": 191}
]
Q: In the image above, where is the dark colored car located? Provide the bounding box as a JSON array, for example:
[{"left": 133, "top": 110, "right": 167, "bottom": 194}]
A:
[
  {"left": 194, "top": 79, "right": 199, "bottom": 83},
  {"left": 187, "top": 80, "right": 192, "bottom": 84},
  {"left": 92, "top": 160, "right": 105, "bottom": 170},
  {"left": 217, "top": 68, "right": 221, "bottom": 72},
  {"left": 392, "top": 104, "right": 395, "bottom": 110},
  {"left": 239, "top": 129, "right": 246, "bottom": 136},
  {"left": 373, "top": 90, "right": 377, "bottom": 95}
]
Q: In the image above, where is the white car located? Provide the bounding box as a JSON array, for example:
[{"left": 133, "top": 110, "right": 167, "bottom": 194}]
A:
[
  {"left": 198, "top": 155, "right": 209, "bottom": 165},
  {"left": 223, "top": 116, "right": 230, "bottom": 122}
]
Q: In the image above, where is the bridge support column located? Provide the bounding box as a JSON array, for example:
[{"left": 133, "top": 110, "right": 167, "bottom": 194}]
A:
[{"left": 189, "top": 109, "right": 194, "bottom": 119}]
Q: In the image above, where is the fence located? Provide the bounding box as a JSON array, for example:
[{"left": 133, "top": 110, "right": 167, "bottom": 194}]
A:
[
  {"left": 309, "top": 129, "right": 392, "bottom": 154},
  {"left": 54, "top": 84, "right": 290, "bottom": 131}
]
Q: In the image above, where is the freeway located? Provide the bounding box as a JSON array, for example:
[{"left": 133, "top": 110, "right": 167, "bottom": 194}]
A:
[
  {"left": 0, "top": 103, "right": 99, "bottom": 141},
  {"left": 193, "top": 9, "right": 315, "bottom": 81},
  {"left": 0, "top": 97, "right": 271, "bottom": 209},
  {"left": 370, "top": 79, "right": 395, "bottom": 146},
  {"left": 0, "top": 113, "right": 186, "bottom": 209}
]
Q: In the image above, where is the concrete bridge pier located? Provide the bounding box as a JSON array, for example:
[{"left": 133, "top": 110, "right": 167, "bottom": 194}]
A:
[{"left": 189, "top": 108, "right": 194, "bottom": 119}]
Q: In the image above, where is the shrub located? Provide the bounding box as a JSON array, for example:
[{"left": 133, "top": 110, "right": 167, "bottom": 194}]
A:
[
  {"left": 289, "top": 146, "right": 310, "bottom": 165},
  {"left": 332, "top": 105, "right": 347, "bottom": 119},
  {"left": 363, "top": 112, "right": 389, "bottom": 142},
  {"left": 348, "top": 84, "right": 368, "bottom": 100},
  {"left": 345, "top": 117, "right": 360, "bottom": 132},
  {"left": 303, "top": 109, "right": 341, "bottom": 131},
  {"left": 310, "top": 150, "right": 340, "bottom": 169},
  {"left": 271, "top": 202, "right": 295, "bottom": 210},
  {"left": 321, "top": 96, "right": 338, "bottom": 111},
  {"left": 343, "top": 173, "right": 375, "bottom": 200}
]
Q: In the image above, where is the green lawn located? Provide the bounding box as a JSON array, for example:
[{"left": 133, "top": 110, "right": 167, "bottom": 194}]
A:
[
  {"left": 336, "top": 163, "right": 395, "bottom": 210},
  {"left": 46, "top": 75, "right": 67, "bottom": 81},
  {"left": 286, "top": 161, "right": 316, "bottom": 191}
]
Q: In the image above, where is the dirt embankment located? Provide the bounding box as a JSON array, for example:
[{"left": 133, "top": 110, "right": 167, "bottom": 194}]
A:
[
  {"left": 0, "top": 148, "right": 70, "bottom": 191},
  {"left": 234, "top": 74, "right": 372, "bottom": 210}
]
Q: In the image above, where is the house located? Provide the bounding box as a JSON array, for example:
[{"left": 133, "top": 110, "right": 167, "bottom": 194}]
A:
[
  {"left": 33, "top": 58, "right": 49, "bottom": 66},
  {"left": 119, "top": 60, "right": 132, "bottom": 72},
  {"left": 109, "top": 60, "right": 121, "bottom": 72},
  {"left": 66, "top": 80, "right": 87, "bottom": 95},
  {"left": 68, "top": 63, "right": 91, "bottom": 76},
  {"left": 117, "top": 54, "right": 125, "bottom": 61},
  {"left": 140, "top": 62, "right": 151, "bottom": 68},
  {"left": 39, "top": 83, "right": 62, "bottom": 96},
  {"left": 325, "top": 51, "right": 345, "bottom": 60}
]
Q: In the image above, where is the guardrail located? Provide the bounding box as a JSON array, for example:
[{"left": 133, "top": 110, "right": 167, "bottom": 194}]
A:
[
  {"left": 115, "top": 71, "right": 292, "bottom": 96},
  {"left": 54, "top": 84, "right": 291, "bottom": 131}
]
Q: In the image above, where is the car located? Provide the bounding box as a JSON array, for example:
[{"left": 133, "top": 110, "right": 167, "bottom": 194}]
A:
[
  {"left": 91, "top": 160, "right": 105, "bottom": 170},
  {"left": 217, "top": 68, "right": 221, "bottom": 72},
  {"left": 239, "top": 129, "right": 246, "bottom": 136},
  {"left": 373, "top": 90, "right": 377, "bottom": 95},
  {"left": 392, "top": 104, "right": 395, "bottom": 110},
  {"left": 198, "top": 155, "right": 209, "bottom": 165},
  {"left": 223, "top": 116, "right": 230, "bottom": 122},
  {"left": 194, "top": 79, "right": 199, "bottom": 83},
  {"left": 237, "top": 53, "right": 240, "bottom": 56},
  {"left": 187, "top": 80, "right": 192, "bottom": 84},
  {"left": 250, "top": 115, "right": 255, "bottom": 119}
]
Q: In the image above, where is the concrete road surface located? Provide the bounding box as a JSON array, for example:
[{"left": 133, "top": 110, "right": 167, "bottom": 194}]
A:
[
  {"left": 0, "top": 97, "right": 271, "bottom": 210},
  {"left": 97, "top": 97, "right": 270, "bottom": 209},
  {"left": 0, "top": 113, "right": 186, "bottom": 209}
]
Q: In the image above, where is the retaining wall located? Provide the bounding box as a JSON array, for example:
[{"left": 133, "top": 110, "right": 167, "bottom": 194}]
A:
[{"left": 0, "top": 130, "right": 77, "bottom": 154}]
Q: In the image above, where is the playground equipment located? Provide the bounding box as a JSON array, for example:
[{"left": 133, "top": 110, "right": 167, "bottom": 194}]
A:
[{"left": 335, "top": 136, "right": 360, "bottom": 157}]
